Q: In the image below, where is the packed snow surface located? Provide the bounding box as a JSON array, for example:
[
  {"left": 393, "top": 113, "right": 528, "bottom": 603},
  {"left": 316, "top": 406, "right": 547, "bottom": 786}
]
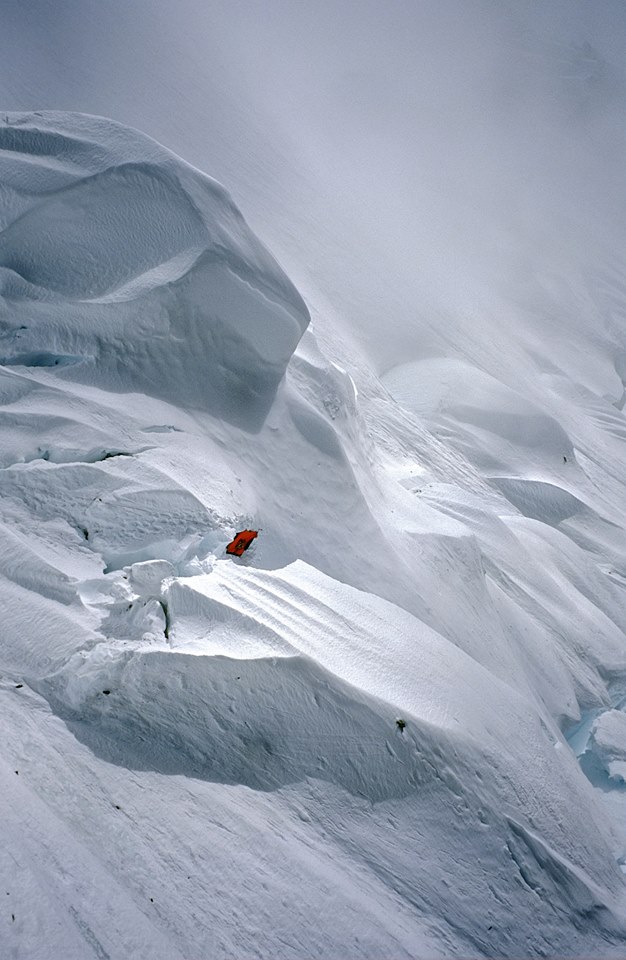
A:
[{"left": 2, "top": 103, "right": 626, "bottom": 958}]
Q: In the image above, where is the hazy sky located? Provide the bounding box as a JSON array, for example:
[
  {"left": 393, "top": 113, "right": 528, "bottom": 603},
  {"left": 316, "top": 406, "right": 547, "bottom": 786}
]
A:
[{"left": 2, "top": 1, "right": 625, "bottom": 375}]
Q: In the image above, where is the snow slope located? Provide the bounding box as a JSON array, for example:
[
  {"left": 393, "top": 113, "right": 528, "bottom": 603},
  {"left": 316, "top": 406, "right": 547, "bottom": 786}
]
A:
[{"left": 1, "top": 90, "right": 626, "bottom": 960}]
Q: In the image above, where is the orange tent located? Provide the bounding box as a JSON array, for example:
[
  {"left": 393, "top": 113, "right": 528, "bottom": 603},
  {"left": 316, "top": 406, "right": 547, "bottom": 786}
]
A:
[{"left": 226, "top": 529, "right": 258, "bottom": 557}]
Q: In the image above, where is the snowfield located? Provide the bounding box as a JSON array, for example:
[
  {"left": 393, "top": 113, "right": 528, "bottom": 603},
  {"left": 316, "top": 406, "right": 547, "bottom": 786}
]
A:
[{"left": 1, "top": 23, "right": 626, "bottom": 958}]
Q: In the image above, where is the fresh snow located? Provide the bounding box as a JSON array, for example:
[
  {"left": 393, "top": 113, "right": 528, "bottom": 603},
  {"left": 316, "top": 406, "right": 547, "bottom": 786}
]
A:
[{"left": 1, "top": 5, "right": 626, "bottom": 958}]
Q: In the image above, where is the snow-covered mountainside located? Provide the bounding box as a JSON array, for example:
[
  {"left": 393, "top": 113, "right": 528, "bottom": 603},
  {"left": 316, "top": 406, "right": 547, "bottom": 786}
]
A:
[{"left": 1, "top": 107, "right": 626, "bottom": 960}]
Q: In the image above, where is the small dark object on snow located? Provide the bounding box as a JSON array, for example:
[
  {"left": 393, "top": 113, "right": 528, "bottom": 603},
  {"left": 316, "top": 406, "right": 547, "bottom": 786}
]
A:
[
  {"left": 102, "top": 690, "right": 111, "bottom": 695},
  {"left": 15, "top": 684, "right": 22, "bottom": 689},
  {"left": 226, "top": 529, "right": 258, "bottom": 557},
  {"left": 14, "top": 771, "right": 18, "bottom": 775},
  {"left": 563, "top": 456, "right": 568, "bottom": 463},
  {"left": 396, "top": 718, "right": 406, "bottom": 732}
]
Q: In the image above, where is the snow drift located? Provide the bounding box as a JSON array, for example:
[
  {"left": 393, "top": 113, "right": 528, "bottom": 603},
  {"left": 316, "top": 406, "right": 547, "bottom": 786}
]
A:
[{"left": 0, "top": 113, "right": 309, "bottom": 426}]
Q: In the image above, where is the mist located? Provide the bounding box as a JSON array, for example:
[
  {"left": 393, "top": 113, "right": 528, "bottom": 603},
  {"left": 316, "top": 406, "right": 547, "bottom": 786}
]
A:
[{"left": 2, "top": 0, "right": 625, "bottom": 381}]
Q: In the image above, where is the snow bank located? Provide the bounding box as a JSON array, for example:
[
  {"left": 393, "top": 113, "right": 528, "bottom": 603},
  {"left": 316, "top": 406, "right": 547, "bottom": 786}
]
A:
[
  {"left": 33, "top": 555, "right": 626, "bottom": 956},
  {"left": 0, "top": 113, "right": 309, "bottom": 426}
]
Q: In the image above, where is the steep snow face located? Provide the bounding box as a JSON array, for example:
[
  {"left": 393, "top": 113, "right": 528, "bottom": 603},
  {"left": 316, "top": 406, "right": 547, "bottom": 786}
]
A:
[
  {"left": 2, "top": 111, "right": 626, "bottom": 960},
  {"left": 0, "top": 113, "right": 309, "bottom": 426},
  {"left": 382, "top": 357, "right": 573, "bottom": 474}
]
